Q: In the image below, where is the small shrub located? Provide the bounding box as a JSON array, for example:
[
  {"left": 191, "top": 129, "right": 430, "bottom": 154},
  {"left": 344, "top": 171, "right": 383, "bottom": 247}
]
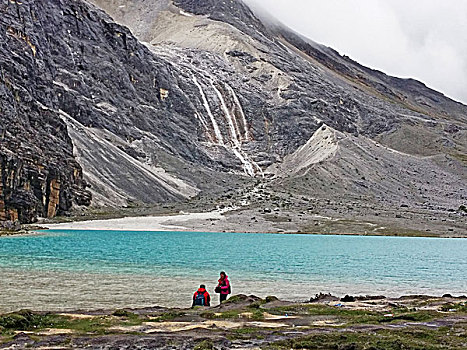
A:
[
  {"left": 194, "top": 339, "right": 214, "bottom": 350},
  {"left": 0, "top": 310, "right": 57, "bottom": 331},
  {"left": 265, "top": 296, "right": 279, "bottom": 303},
  {"left": 250, "top": 309, "right": 264, "bottom": 321},
  {"left": 113, "top": 309, "right": 136, "bottom": 318},
  {"left": 440, "top": 302, "right": 467, "bottom": 312},
  {"left": 150, "top": 311, "right": 184, "bottom": 322}
]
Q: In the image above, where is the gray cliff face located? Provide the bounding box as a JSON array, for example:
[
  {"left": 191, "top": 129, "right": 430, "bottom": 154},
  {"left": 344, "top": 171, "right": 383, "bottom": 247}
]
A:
[
  {"left": 0, "top": 0, "right": 92, "bottom": 223},
  {"left": 0, "top": 0, "right": 466, "bottom": 227}
]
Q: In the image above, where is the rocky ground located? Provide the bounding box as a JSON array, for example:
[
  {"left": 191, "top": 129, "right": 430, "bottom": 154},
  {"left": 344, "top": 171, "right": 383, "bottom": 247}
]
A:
[
  {"left": 0, "top": 294, "right": 466, "bottom": 349},
  {"left": 34, "top": 177, "right": 467, "bottom": 238}
]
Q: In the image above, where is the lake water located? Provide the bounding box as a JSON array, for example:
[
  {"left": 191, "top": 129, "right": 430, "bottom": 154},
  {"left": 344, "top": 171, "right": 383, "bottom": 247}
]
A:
[{"left": 0, "top": 230, "right": 466, "bottom": 312}]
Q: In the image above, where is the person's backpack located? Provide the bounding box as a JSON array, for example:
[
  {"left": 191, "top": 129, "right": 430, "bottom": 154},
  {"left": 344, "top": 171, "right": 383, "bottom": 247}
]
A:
[{"left": 194, "top": 292, "right": 206, "bottom": 306}]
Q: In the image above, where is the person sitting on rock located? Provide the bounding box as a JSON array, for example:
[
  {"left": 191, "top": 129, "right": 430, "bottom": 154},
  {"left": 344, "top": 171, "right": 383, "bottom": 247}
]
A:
[{"left": 192, "top": 285, "right": 211, "bottom": 307}]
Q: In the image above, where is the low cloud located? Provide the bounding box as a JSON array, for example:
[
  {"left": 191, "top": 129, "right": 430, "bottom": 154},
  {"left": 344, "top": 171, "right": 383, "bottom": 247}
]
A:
[{"left": 245, "top": 0, "right": 467, "bottom": 104}]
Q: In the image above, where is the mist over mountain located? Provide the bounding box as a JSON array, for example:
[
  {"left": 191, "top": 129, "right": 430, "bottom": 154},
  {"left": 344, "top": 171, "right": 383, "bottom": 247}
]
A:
[
  {"left": 244, "top": 0, "right": 467, "bottom": 105},
  {"left": 0, "top": 0, "right": 465, "bottom": 235}
]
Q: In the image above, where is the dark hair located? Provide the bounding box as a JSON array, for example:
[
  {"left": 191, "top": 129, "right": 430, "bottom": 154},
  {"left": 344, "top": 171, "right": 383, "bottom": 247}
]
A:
[
  {"left": 200, "top": 284, "right": 206, "bottom": 289},
  {"left": 220, "top": 271, "right": 226, "bottom": 276}
]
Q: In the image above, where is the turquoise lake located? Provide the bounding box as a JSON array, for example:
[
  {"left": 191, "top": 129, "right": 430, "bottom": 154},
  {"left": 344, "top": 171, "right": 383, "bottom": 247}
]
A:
[{"left": 0, "top": 230, "right": 466, "bottom": 312}]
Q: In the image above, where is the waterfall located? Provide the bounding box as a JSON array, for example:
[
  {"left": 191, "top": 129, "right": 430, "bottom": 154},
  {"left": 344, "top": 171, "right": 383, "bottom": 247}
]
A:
[
  {"left": 232, "top": 148, "right": 255, "bottom": 177},
  {"left": 194, "top": 112, "right": 216, "bottom": 144},
  {"left": 192, "top": 75, "right": 224, "bottom": 145},
  {"left": 211, "top": 81, "right": 242, "bottom": 147},
  {"left": 226, "top": 85, "right": 250, "bottom": 141},
  {"left": 192, "top": 74, "right": 262, "bottom": 177}
]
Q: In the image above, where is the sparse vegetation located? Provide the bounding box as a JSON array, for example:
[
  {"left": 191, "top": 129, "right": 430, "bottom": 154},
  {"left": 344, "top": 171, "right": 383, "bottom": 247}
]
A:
[
  {"left": 440, "top": 302, "right": 467, "bottom": 313},
  {"left": 149, "top": 311, "right": 185, "bottom": 322},
  {"left": 0, "top": 310, "right": 64, "bottom": 331},
  {"left": 1, "top": 296, "right": 466, "bottom": 348},
  {"left": 264, "top": 325, "right": 467, "bottom": 350},
  {"left": 227, "top": 327, "right": 266, "bottom": 341},
  {"left": 112, "top": 309, "right": 143, "bottom": 326},
  {"left": 194, "top": 339, "right": 215, "bottom": 350},
  {"left": 0, "top": 310, "right": 113, "bottom": 336},
  {"left": 268, "top": 303, "right": 439, "bottom": 326}
]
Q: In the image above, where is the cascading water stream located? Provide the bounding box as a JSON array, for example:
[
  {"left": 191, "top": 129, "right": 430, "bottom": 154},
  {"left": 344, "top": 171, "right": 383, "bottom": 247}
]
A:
[
  {"left": 192, "top": 75, "right": 224, "bottom": 145},
  {"left": 211, "top": 81, "right": 242, "bottom": 148},
  {"left": 191, "top": 66, "right": 261, "bottom": 176},
  {"left": 151, "top": 47, "right": 261, "bottom": 175},
  {"left": 211, "top": 80, "right": 261, "bottom": 176},
  {"left": 226, "top": 84, "right": 250, "bottom": 141}
]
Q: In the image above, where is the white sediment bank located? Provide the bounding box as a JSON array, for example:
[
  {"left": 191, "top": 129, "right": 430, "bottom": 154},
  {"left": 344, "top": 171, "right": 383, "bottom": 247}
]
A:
[{"left": 42, "top": 209, "right": 231, "bottom": 232}]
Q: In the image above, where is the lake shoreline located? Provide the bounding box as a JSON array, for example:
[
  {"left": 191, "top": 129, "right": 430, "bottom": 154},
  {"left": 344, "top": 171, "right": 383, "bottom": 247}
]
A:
[
  {"left": 5, "top": 226, "right": 466, "bottom": 239},
  {"left": 1, "top": 294, "right": 466, "bottom": 349},
  {"left": 2, "top": 293, "right": 467, "bottom": 314},
  {"left": 33, "top": 208, "right": 467, "bottom": 238}
]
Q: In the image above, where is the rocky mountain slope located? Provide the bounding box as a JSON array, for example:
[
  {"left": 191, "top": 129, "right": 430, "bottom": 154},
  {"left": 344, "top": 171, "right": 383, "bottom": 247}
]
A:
[{"left": 1, "top": 0, "right": 465, "bottom": 234}]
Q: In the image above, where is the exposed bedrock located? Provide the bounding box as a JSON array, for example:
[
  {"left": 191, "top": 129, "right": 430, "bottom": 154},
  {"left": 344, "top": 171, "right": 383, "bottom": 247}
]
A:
[{"left": 1, "top": 0, "right": 466, "bottom": 224}]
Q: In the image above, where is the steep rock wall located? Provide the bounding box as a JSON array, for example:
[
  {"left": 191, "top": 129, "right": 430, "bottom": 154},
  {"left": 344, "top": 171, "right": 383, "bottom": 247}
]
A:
[{"left": 0, "top": 0, "right": 94, "bottom": 223}]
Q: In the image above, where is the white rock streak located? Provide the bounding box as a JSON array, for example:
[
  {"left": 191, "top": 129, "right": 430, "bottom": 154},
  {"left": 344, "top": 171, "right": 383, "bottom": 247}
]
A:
[
  {"left": 226, "top": 84, "right": 250, "bottom": 141},
  {"left": 147, "top": 46, "right": 261, "bottom": 176},
  {"left": 210, "top": 81, "right": 261, "bottom": 177},
  {"left": 211, "top": 81, "right": 242, "bottom": 147},
  {"left": 192, "top": 70, "right": 261, "bottom": 176},
  {"left": 179, "top": 10, "right": 193, "bottom": 17},
  {"left": 192, "top": 75, "right": 224, "bottom": 145}
]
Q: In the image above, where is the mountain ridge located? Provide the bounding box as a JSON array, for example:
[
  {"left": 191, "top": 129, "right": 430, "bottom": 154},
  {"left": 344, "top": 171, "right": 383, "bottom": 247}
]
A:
[{"left": 0, "top": 0, "right": 465, "bottom": 235}]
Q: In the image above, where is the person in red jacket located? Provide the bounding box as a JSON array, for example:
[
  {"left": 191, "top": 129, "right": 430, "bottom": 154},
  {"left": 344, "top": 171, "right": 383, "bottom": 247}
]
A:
[
  {"left": 192, "top": 285, "right": 210, "bottom": 307},
  {"left": 216, "top": 271, "right": 231, "bottom": 303}
]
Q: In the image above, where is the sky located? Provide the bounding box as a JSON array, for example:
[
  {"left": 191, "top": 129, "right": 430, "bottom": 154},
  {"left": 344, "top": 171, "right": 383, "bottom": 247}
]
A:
[{"left": 244, "top": 0, "right": 467, "bottom": 104}]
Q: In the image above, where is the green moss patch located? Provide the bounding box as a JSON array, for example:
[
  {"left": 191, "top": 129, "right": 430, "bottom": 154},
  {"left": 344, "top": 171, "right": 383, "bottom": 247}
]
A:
[
  {"left": 0, "top": 310, "right": 146, "bottom": 336},
  {"left": 149, "top": 311, "right": 185, "bottom": 322},
  {"left": 0, "top": 310, "right": 68, "bottom": 332},
  {"left": 440, "top": 302, "right": 467, "bottom": 313},
  {"left": 265, "top": 324, "right": 467, "bottom": 350},
  {"left": 194, "top": 339, "right": 215, "bottom": 350}
]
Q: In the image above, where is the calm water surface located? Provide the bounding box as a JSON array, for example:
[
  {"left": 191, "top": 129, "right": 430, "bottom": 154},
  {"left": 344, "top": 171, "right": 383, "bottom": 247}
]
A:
[{"left": 0, "top": 230, "right": 466, "bottom": 312}]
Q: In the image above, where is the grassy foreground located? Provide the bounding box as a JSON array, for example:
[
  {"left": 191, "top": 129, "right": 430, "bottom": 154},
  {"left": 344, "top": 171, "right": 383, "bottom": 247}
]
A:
[{"left": 0, "top": 295, "right": 466, "bottom": 349}]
